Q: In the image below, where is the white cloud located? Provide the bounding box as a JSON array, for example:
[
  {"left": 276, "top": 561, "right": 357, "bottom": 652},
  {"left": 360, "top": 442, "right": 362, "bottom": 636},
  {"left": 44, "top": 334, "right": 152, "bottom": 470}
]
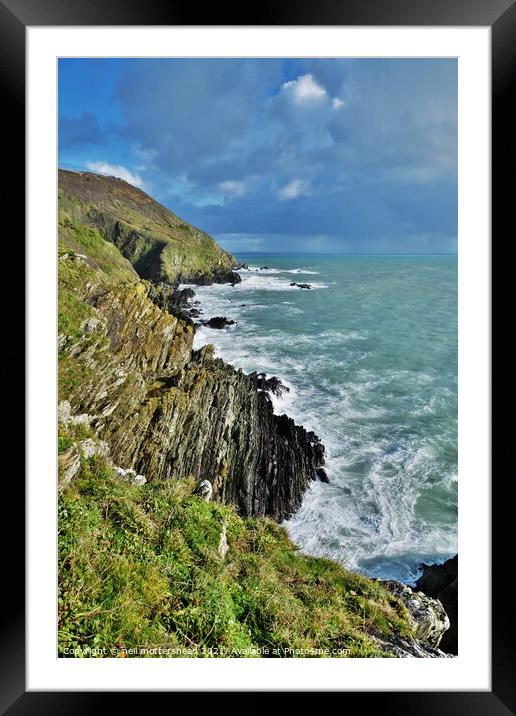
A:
[
  {"left": 218, "top": 180, "right": 247, "bottom": 196},
  {"left": 85, "top": 161, "right": 143, "bottom": 187},
  {"left": 278, "top": 179, "right": 312, "bottom": 201},
  {"left": 332, "top": 97, "right": 344, "bottom": 110},
  {"left": 133, "top": 145, "right": 158, "bottom": 162},
  {"left": 281, "top": 74, "right": 327, "bottom": 104}
]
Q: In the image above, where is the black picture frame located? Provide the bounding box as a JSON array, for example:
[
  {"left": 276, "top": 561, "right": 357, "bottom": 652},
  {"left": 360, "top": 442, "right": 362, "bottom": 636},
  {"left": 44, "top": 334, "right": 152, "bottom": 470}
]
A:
[{"left": 9, "top": 0, "right": 510, "bottom": 710}]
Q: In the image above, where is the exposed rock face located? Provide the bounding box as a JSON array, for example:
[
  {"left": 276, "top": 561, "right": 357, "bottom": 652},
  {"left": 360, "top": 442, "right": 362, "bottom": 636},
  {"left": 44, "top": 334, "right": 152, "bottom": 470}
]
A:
[
  {"left": 146, "top": 282, "right": 197, "bottom": 325},
  {"left": 59, "top": 266, "right": 325, "bottom": 520},
  {"left": 415, "top": 555, "right": 458, "bottom": 654},
  {"left": 382, "top": 581, "right": 449, "bottom": 648},
  {"left": 374, "top": 581, "right": 453, "bottom": 658}
]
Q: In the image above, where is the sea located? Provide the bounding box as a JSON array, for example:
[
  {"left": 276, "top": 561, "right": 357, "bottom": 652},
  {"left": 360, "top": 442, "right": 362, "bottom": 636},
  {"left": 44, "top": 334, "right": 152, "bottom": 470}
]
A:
[{"left": 186, "top": 254, "right": 457, "bottom": 585}]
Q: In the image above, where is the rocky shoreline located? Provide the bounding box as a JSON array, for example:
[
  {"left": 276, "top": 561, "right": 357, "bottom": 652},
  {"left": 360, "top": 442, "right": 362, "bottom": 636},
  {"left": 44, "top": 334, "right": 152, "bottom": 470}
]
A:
[
  {"left": 58, "top": 170, "right": 456, "bottom": 657},
  {"left": 169, "top": 275, "right": 457, "bottom": 653},
  {"left": 415, "top": 554, "right": 458, "bottom": 654},
  {"left": 58, "top": 257, "right": 327, "bottom": 522}
]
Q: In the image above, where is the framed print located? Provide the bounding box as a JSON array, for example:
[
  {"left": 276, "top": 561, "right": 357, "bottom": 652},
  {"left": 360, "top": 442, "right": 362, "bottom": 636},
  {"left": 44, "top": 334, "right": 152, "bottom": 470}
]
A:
[{"left": 9, "top": 0, "right": 511, "bottom": 709}]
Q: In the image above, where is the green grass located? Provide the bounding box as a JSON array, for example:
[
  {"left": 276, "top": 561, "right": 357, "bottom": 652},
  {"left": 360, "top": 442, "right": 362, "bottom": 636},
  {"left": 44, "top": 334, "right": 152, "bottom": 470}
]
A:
[
  {"left": 58, "top": 453, "right": 411, "bottom": 658},
  {"left": 58, "top": 169, "right": 236, "bottom": 283},
  {"left": 58, "top": 217, "right": 138, "bottom": 285}
]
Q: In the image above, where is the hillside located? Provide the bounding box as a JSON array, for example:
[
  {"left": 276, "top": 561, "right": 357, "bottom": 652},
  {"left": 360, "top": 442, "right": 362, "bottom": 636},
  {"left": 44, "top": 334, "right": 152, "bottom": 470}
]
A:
[
  {"left": 58, "top": 169, "right": 238, "bottom": 284},
  {"left": 57, "top": 178, "right": 452, "bottom": 658}
]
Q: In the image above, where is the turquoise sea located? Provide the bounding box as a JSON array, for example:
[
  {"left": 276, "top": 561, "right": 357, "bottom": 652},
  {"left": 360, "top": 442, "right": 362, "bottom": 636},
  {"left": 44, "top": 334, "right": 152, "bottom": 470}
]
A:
[{"left": 188, "top": 254, "right": 457, "bottom": 584}]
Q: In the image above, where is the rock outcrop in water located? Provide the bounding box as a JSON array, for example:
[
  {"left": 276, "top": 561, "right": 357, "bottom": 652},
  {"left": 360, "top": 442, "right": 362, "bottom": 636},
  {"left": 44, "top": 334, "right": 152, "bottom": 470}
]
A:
[
  {"left": 415, "top": 555, "right": 458, "bottom": 654},
  {"left": 203, "top": 316, "right": 236, "bottom": 329}
]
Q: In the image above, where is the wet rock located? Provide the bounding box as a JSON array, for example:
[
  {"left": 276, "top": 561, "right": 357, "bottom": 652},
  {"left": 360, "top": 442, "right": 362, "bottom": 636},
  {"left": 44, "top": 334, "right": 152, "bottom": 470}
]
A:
[
  {"left": 316, "top": 467, "right": 329, "bottom": 482},
  {"left": 415, "top": 555, "right": 457, "bottom": 654},
  {"left": 248, "top": 372, "right": 290, "bottom": 397},
  {"left": 290, "top": 282, "right": 312, "bottom": 289},
  {"left": 147, "top": 282, "right": 197, "bottom": 325},
  {"left": 203, "top": 316, "right": 236, "bottom": 329},
  {"left": 189, "top": 270, "right": 242, "bottom": 286}
]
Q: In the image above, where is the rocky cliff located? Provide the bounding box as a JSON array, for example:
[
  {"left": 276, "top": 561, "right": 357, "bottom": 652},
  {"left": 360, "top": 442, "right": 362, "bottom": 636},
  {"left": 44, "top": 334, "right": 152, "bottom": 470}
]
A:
[
  {"left": 58, "top": 174, "right": 325, "bottom": 520},
  {"left": 58, "top": 171, "right": 453, "bottom": 658},
  {"left": 58, "top": 169, "right": 239, "bottom": 284}
]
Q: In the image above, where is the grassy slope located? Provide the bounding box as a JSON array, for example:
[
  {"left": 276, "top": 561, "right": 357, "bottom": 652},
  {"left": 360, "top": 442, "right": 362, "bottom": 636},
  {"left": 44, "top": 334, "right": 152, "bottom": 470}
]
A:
[
  {"left": 58, "top": 169, "right": 237, "bottom": 283},
  {"left": 58, "top": 441, "right": 411, "bottom": 658},
  {"left": 57, "top": 200, "right": 413, "bottom": 659}
]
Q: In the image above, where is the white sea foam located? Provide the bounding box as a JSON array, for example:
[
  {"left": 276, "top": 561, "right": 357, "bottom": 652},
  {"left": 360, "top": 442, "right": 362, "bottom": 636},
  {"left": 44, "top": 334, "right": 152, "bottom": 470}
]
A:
[{"left": 189, "top": 256, "right": 457, "bottom": 583}]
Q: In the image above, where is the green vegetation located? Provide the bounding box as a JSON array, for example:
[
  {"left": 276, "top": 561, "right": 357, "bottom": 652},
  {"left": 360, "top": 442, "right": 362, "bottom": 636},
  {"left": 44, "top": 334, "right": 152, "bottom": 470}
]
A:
[
  {"left": 58, "top": 169, "right": 237, "bottom": 283},
  {"left": 59, "top": 217, "right": 138, "bottom": 285},
  {"left": 58, "top": 452, "right": 411, "bottom": 658},
  {"left": 57, "top": 172, "right": 415, "bottom": 659}
]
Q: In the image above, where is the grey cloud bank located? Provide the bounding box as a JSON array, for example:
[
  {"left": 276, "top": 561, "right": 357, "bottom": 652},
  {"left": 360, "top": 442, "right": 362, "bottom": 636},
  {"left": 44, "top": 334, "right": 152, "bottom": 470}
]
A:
[{"left": 59, "top": 58, "right": 457, "bottom": 254}]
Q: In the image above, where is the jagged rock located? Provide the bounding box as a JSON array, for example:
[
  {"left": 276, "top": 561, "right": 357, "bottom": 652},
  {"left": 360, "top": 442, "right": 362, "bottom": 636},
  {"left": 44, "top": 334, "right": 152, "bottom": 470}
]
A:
[
  {"left": 147, "top": 283, "right": 198, "bottom": 325},
  {"left": 194, "top": 480, "right": 213, "bottom": 501},
  {"left": 189, "top": 271, "right": 242, "bottom": 286},
  {"left": 203, "top": 316, "right": 236, "bottom": 329},
  {"left": 58, "top": 447, "right": 81, "bottom": 489},
  {"left": 58, "top": 400, "right": 91, "bottom": 426},
  {"left": 82, "top": 317, "right": 103, "bottom": 334},
  {"left": 290, "top": 282, "right": 312, "bottom": 289},
  {"left": 416, "top": 555, "right": 458, "bottom": 655},
  {"left": 316, "top": 467, "right": 329, "bottom": 482},
  {"left": 78, "top": 438, "right": 109, "bottom": 459},
  {"left": 382, "top": 581, "right": 450, "bottom": 648},
  {"left": 58, "top": 438, "right": 109, "bottom": 489},
  {"left": 248, "top": 372, "right": 290, "bottom": 397},
  {"left": 58, "top": 334, "right": 68, "bottom": 351}
]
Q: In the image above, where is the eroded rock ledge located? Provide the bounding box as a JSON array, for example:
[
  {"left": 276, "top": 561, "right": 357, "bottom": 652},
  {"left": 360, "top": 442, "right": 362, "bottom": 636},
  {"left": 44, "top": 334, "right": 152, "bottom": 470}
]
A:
[{"left": 59, "top": 268, "right": 325, "bottom": 521}]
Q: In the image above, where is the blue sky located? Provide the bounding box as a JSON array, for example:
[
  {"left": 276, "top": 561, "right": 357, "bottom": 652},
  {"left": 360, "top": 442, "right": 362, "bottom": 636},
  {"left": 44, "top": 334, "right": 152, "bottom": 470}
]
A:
[{"left": 58, "top": 58, "right": 457, "bottom": 254}]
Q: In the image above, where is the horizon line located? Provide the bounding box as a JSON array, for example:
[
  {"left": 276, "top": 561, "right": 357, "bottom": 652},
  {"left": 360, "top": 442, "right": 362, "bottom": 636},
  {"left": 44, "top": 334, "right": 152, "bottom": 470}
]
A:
[{"left": 232, "top": 251, "right": 458, "bottom": 257}]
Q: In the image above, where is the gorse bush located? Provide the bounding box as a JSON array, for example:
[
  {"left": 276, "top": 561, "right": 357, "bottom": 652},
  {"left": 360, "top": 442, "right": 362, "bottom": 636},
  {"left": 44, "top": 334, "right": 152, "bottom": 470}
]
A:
[{"left": 58, "top": 454, "right": 411, "bottom": 658}]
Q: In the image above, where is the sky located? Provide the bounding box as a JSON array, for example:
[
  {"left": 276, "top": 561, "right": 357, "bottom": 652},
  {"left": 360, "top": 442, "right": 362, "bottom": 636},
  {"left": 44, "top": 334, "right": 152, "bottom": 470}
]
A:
[{"left": 58, "top": 58, "right": 457, "bottom": 254}]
